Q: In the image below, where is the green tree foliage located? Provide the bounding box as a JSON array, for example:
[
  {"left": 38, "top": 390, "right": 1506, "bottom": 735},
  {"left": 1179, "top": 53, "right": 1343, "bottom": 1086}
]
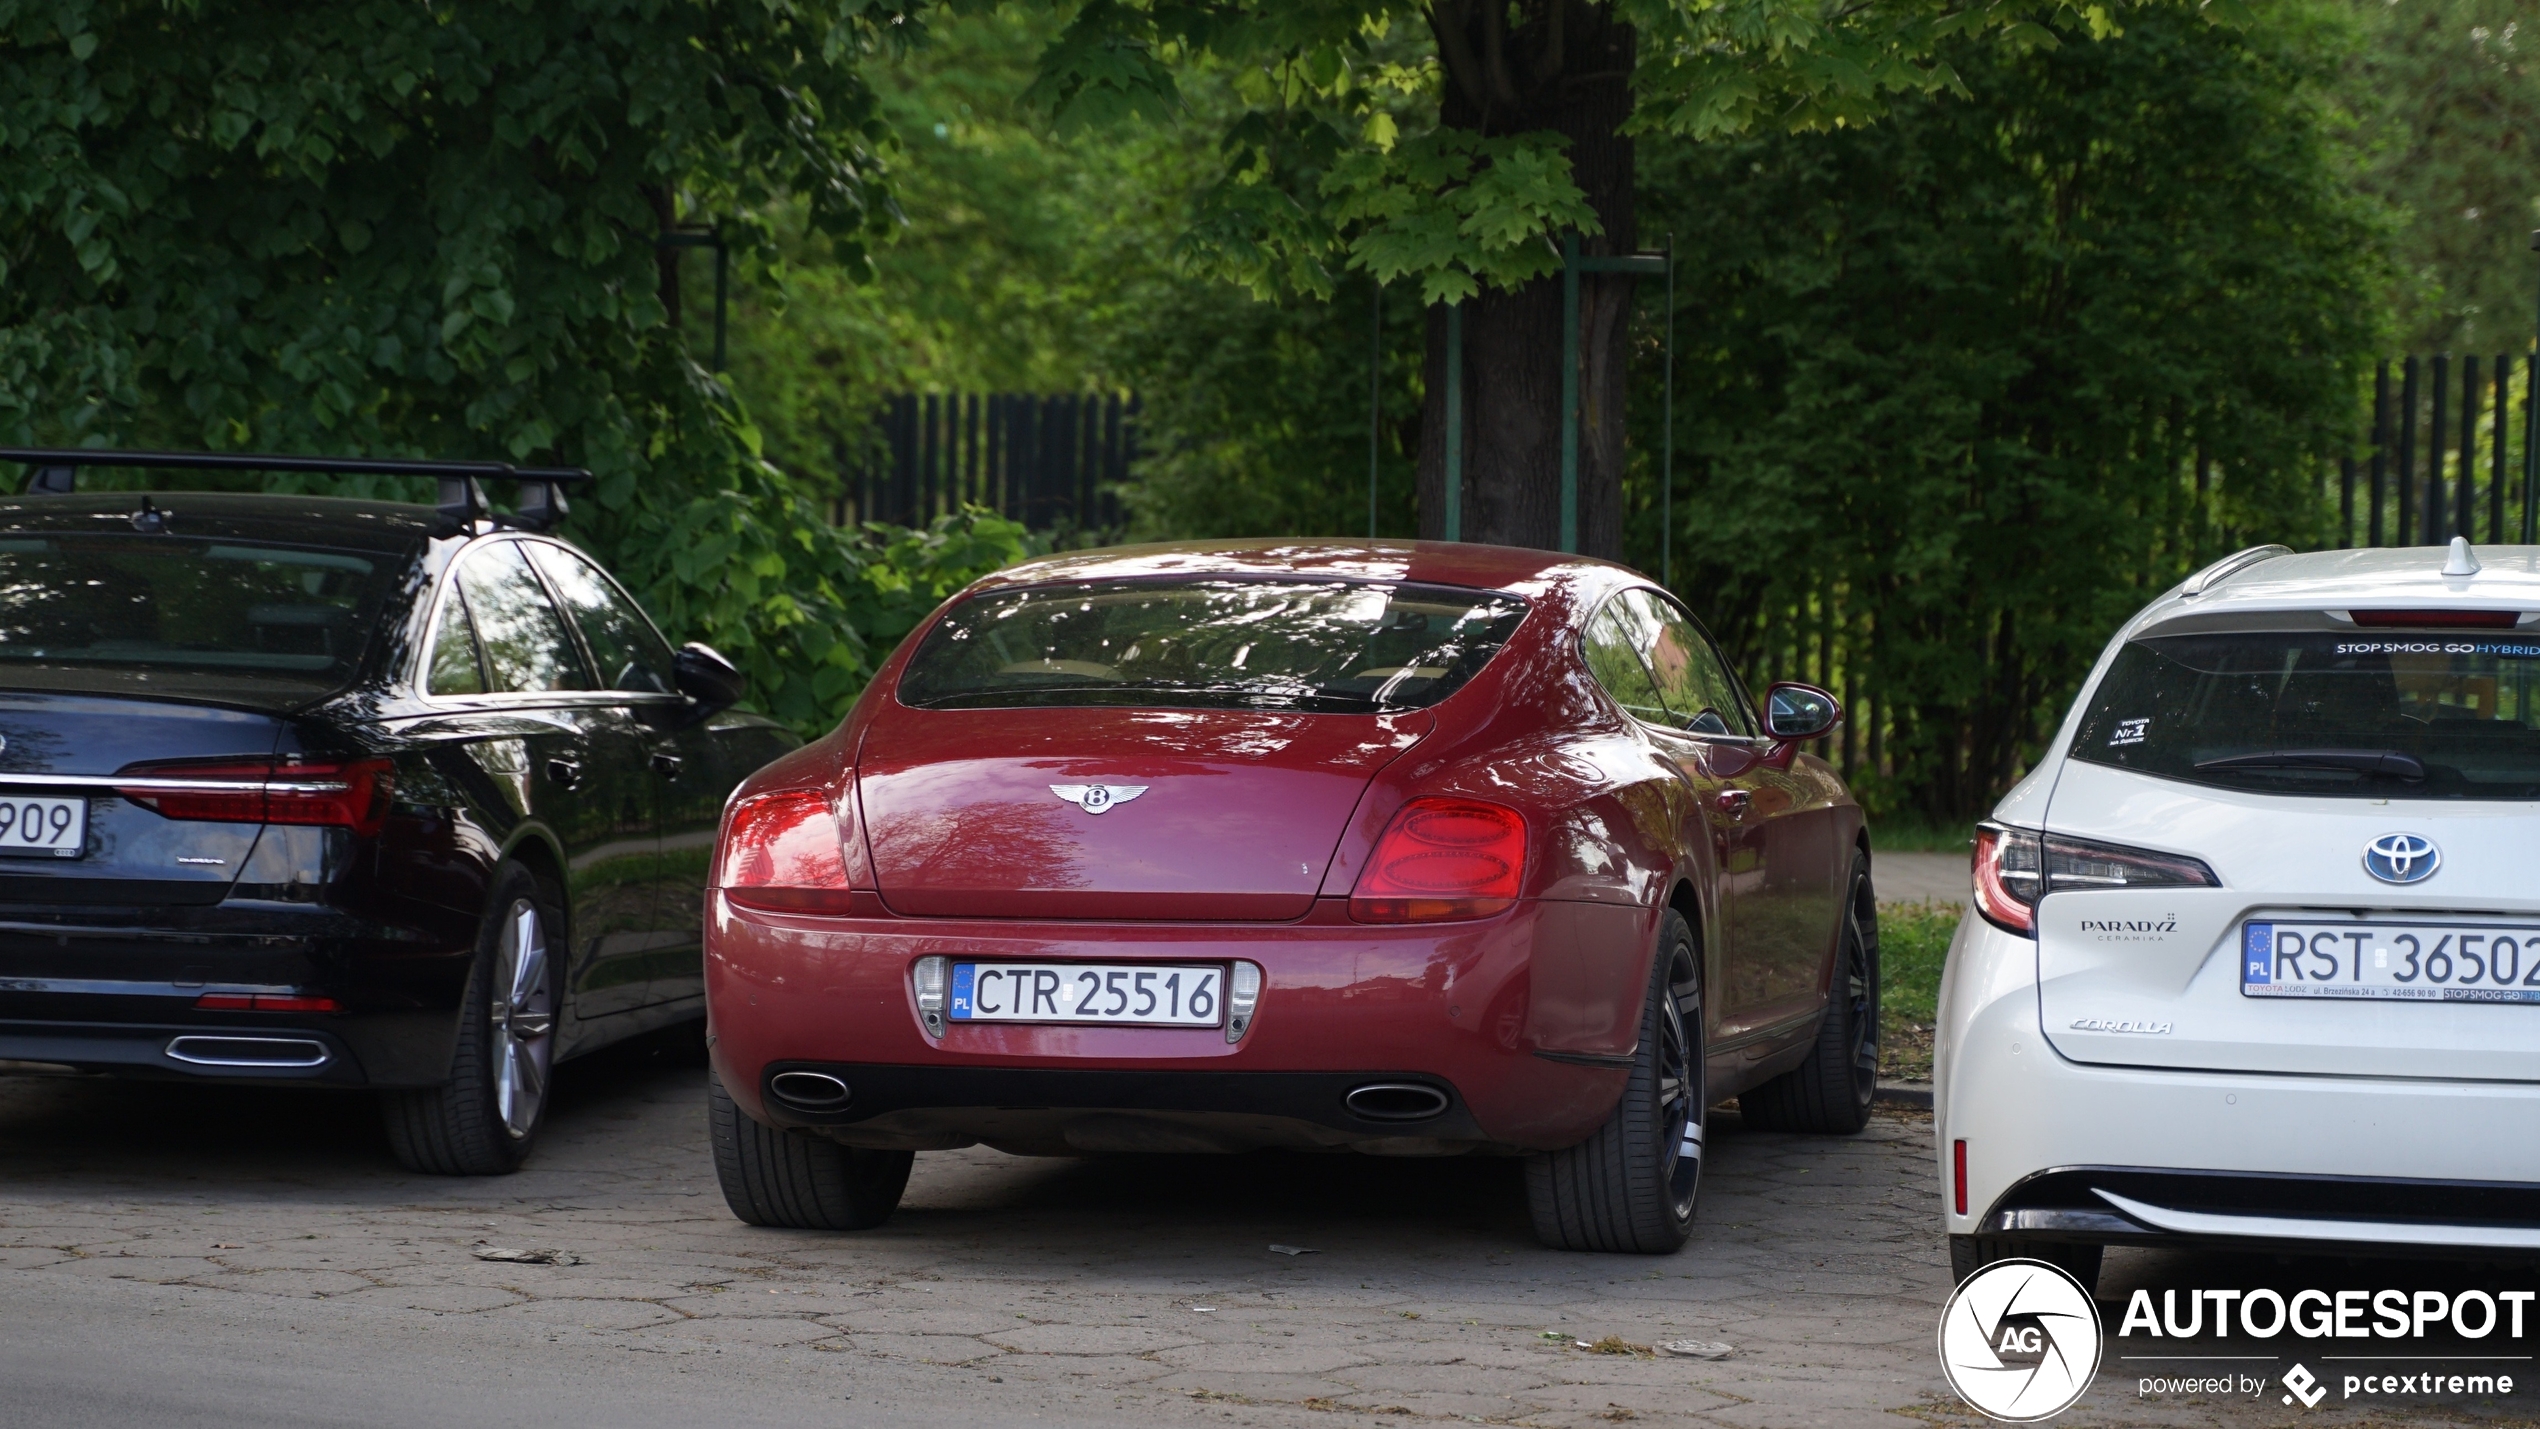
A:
[
  {"left": 1636, "top": 0, "right": 2383, "bottom": 818},
  {"left": 2341, "top": 0, "right": 2540, "bottom": 353},
  {"left": 0, "top": 0, "right": 1027, "bottom": 734},
  {"left": 1029, "top": 0, "right": 2128, "bottom": 304}
]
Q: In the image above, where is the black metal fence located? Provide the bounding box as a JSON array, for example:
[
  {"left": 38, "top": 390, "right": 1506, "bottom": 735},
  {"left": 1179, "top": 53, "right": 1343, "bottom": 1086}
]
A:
[
  {"left": 2339, "top": 354, "right": 2538, "bottom": 547},
  {"left": 839, "top": 392, "right": 1138, "bottom": 534}
]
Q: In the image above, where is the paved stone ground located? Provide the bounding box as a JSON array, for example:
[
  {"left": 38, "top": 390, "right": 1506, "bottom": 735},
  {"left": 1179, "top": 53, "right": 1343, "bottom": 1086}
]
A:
[
  {"left": 1870, "top": 852, "right": 1968, "bottom": 908},
  {"left": 0, "top": 1042, "right": 2528, "bottom": 1427}
]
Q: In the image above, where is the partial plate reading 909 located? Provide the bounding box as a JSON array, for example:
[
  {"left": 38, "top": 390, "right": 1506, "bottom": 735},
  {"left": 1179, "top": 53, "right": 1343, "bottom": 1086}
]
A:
[
  {"left": 0, "top": 795, "right": 85, "bottom": 858},
  {"left": 2245, "top": 920, "right": 2540, "bottom": 1003},
  {"left": 949, "top": 962, "right": 1222, "bottom": 1026}
]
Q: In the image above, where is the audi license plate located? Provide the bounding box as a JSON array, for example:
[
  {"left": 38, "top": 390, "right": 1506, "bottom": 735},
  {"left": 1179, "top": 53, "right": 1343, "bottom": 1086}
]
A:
[
  {"left": 2244, "top": 919, "right": 2540, "bottom": 1003},
  {"left": 0, "top": 795, "right": 86, "bottom": 858},
  {"left": 949, "top": 962, "right": 1223, "bottom": 1026}
]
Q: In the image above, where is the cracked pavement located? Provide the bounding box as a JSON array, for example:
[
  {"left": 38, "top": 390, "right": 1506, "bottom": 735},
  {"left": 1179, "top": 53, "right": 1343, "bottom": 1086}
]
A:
[
  {"left": 0, "top": 1038, "right": 1955, "bottom": 1428},
  {"left": 6, "top": 1041, "right": 2517, "bottom": 1428}
]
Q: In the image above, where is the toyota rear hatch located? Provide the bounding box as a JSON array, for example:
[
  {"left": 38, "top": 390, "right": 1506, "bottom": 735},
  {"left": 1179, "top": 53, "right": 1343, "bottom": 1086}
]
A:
[
  {"left": 859, "top": 576, "right": 1528, "bottom": 920},
  {"left": 2029, "top": 620, "right": 2540, "bottom": 1081}
]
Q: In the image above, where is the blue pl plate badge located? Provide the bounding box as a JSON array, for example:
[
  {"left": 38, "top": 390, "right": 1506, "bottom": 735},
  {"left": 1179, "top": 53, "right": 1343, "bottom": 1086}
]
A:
[
  {"left": 2243, "top": 923, "right": 2273, "bottom": 985},
  {"left": 948, "top": 963, "right": 976, "bottom": 1019}
]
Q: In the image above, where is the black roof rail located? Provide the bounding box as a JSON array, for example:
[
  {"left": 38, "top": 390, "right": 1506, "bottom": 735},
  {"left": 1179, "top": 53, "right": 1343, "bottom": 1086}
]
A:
[{"left": 0, "top": 448, "right": 595, "bottom": 530}]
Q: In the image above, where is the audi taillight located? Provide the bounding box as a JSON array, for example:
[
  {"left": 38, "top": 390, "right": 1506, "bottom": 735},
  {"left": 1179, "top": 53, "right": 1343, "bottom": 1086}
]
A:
[
  {"left": 716, "top": 788, "right": 856, "bottom": 913},
  {"left": 1972, "top": 820, "right": 2218, "bottom": 938},
  {"left": 1350, "top": 797, "right": 1527, "bottom": 923},
  {"left": 117, "top": 760, "right": 394, "bottom": 837}
]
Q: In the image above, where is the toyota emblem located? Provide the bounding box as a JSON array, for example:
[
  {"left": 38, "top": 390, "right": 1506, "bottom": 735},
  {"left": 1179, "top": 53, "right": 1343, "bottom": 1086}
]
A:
[{"left": 2363, "top": 832, "right": 2439, "bottom": 885}]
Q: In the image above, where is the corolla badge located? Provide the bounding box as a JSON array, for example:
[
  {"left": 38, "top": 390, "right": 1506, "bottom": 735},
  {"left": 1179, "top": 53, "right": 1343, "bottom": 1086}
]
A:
[
  {"left": 1050, "top": 784, "right": 1148, "bottom": 816},
  {"left": 2363, "top": 832, "right": 2439, "bottom": 885}
]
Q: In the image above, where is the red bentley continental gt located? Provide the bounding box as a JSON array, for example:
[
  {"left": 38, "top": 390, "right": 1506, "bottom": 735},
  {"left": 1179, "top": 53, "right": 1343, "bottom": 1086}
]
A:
[{"left": 703, "top": 541, "right": 1876, "bottom": 1252}]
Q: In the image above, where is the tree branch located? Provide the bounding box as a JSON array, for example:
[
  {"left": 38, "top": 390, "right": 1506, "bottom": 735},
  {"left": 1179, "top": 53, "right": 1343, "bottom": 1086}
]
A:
[
  {"left": 1480, "top": 0, "right": 1522, "bottom": 107},
  {"left": 1425, "top": 2, "right": 1494, "bottom": 117},
  {"left": 1529, "top": 0, "right": 1566, "bottom": 91}
]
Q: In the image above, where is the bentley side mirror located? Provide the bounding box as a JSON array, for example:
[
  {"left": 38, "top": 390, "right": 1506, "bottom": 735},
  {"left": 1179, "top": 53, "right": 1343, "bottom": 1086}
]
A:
[
  {"left": 1763, "top": 681, "right": 1840, "bottom": 742},
  {"left": 673, "top": 642, "right": 746, "bottom": 711}
]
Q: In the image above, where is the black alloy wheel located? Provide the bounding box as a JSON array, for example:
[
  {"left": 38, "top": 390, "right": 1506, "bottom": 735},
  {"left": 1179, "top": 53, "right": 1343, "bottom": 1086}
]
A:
[
  {"left": 383, "top": 861, "right": 563, "bottom": 1175},
  {"left": 1740, "top": 852, "right": 1879, "bottom": 1135},
  {"left": 1526, "top": 908, "right": 1705, "bottom": 1253}
]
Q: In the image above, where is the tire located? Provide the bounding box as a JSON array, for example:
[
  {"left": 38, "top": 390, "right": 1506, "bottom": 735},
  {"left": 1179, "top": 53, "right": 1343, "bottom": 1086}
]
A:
[
  {"left": 382, "top": 862, "right": 563, "bottom": 1175},
  {"left": 1525, "top": 909, "right": 1705, "bottom": 1254},
  {"left": 709, "top": 1072, "right": 913, "bottom": 1231},
  {"left": 1950, "top": 1234, "right": 2103, "bottom": 1295},
  {"left": 1739, "top": 853, "right": 1878, "bottom": 1134}
]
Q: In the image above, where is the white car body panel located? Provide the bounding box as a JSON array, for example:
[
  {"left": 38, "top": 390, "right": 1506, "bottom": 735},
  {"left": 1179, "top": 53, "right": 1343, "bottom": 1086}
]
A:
[{"left": 1937, "top": 543, "right": 2540, "bottom": 1250}]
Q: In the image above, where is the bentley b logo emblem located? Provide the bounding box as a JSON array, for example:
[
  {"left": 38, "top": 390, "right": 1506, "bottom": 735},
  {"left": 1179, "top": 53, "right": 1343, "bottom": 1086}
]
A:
[
  {"left": 1051, "top": 784, "right": 1147, "bottom": 815},
  {"left": 2363, "top": 832, "right": 2438, "bottom": 885}
]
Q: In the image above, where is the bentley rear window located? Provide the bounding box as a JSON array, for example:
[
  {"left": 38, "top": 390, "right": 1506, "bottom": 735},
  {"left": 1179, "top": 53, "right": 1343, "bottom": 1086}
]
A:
[
  {"left": 898, "top": 578, "right": 1529, "bottom": 712},
  {"left": 2073, "top": 631, "right": 2540, "bottom": 799},
  {"left": 0, "top": 535, "right": 399, "bottom": 690}
]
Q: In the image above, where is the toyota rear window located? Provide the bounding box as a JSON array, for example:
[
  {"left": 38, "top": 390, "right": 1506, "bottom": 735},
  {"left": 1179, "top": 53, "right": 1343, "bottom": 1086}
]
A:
[
  {"left": 0, "top": 536, "right": 401, "bottom": 693},
  {"left": 898, "top": 578, "right": 1529, "bottom": 712},
  {"left": 2072, "top": 631, "right": 2540, "bottom": 799}
]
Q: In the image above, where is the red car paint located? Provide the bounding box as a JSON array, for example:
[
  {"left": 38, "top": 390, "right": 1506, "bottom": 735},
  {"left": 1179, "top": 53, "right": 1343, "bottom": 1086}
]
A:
[{"left": 706, "top": 540, "right": 1862, "bottom": 1155}]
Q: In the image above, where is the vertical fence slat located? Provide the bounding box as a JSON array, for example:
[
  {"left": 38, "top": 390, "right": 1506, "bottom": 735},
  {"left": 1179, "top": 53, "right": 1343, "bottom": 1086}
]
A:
[
  {"left": 2493, "top": 356, "right": 2511, "bottom": 544},
  {"left": 2399, "top": 358, "right": 2420, "bottom": 546},
  {"left": 2459, "top": 356, "right": 2480, "bottom": 541},
  {"left": 2431, "top": 355, "right": 2450, "bottom": 543}
]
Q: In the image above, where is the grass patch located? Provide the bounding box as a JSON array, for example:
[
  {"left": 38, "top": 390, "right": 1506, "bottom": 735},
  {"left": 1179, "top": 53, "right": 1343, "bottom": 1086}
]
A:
[
  {"left": 1877, "top": 901, "right": 1960, "bottom": 1083},
  {"left": 1866, "top": 817, "right": 1977, "bottom": 853}
]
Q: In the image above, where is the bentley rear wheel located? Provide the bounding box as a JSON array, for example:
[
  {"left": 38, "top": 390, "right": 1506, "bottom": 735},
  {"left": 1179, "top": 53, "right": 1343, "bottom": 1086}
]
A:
[
  {"left": 1525, "top": 909, "right": 1704, "bottom": 1254},
  {"left": 1739, "top": 852, "right": 1878, "bottom": 1135},
  {"left": 709, "top": 1073, "right": 913, "bottom": 1231}
]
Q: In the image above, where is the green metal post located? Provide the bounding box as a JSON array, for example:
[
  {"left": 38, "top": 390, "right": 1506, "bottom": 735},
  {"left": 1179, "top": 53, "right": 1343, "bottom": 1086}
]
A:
[
  {"left": 1370, "top": 279, "right": 1382, "bottom": 540},
  {"left": 1661, "top": 235, "right": 1674, "bottom": 590},
  {"left": 1559, "top": 233, "right": 1581, "bottom": 554},
  {"left": 1444, "top": 301, "right": 1463, "bottom": 543}
]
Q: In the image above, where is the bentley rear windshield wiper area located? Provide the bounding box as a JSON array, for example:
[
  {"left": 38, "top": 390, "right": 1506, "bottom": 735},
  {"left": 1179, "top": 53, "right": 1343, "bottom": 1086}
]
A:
[{"left": 2193, "top": 748, "right": 2427, "bottom": 781}]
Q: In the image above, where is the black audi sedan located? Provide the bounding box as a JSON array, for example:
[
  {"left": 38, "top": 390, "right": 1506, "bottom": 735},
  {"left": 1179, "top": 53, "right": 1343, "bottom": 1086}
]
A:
[{"left": 0, "top": 450, "right": 796, "bottom": 1173}]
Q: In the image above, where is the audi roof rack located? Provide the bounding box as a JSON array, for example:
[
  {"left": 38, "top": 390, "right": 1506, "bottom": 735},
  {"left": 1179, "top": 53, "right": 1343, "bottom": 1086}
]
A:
[{"left": 0, "top": 448, "right": 594, "bottom": 530}]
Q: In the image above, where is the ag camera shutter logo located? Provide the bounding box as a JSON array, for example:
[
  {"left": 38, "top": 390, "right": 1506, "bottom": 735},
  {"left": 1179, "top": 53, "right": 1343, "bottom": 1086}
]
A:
[{"left": 1940, "top": 1259, "right": 2103, "bottom": 1421}]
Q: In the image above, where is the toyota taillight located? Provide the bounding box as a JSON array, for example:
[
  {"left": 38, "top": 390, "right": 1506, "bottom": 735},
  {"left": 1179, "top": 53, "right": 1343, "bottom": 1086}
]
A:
[
  {"left": 1972, "top": 820, "right": 2219, "bottom": 937},
  {"left": 716, "top": 788, "right": 856, "bottom": 913},
  {"left": 117, "top": 759, "right": 394, "bottom": 837},
  {"left": 1350, "top": 797, "right": 1527, "bottom": 923}
]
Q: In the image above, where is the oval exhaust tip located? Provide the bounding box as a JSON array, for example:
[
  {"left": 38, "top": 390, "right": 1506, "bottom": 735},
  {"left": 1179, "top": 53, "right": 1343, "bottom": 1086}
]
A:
[
  {"left": 768, "top": 1070, "right": 852, "bottom": 1110},
  {"left": 1344, "top": 1082, "right": 1450, "bottom": 1122},
  {"left": 164, "top": 1036, "right": 331, "bottom": 1069}
]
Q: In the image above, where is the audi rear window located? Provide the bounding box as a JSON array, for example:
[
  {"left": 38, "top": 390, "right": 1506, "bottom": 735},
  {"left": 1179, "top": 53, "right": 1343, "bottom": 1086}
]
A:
[
  {"left": 0, "top": 535, "right": 401, "bottom": 694},
  {"left": 898, "top": 578, "right": 1529, "bottom": 712},
  {"left": 2073, "top": 631, "right": 2540, "bottom": 799}
]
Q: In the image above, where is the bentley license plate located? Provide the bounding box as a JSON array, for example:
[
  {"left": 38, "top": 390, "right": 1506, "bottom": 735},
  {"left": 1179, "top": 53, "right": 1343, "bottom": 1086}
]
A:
[
  {"left": 948, "top": 962, "right": 1223, "bottom": 1025},
  {"left": 2243, "top": 919, "right": 2540, "bottom": 1003}
]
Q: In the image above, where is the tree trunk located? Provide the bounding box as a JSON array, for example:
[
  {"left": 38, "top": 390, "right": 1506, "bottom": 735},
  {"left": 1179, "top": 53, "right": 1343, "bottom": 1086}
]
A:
[{"left": 1415, "top": 3, "right": 1637, "bottom": 560}]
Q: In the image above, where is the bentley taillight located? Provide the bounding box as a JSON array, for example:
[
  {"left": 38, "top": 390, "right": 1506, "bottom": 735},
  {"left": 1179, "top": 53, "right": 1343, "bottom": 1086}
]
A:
[
  {"left": 117, "top": 759, "right": 394, "bottom": 836},
  {"left": 1350, "top": 797, "right": 1526, "bottom": 923},
  {"left": 716, "top": 788, "right": 856, "bottom": 913}
]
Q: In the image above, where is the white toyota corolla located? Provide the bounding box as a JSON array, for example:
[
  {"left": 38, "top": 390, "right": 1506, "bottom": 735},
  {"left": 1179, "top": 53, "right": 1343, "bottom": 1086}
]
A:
[{"left": 1940, "top": 538, "right": 2540, "bottom": 1290}]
